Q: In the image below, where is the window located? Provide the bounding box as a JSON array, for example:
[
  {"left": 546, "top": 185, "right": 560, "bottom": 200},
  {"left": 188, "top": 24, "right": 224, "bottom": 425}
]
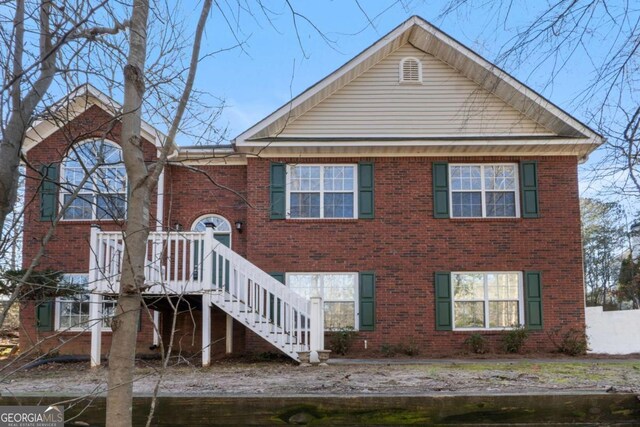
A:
[
  {"left": 61, "top": 140, "right": 126, "bottom": 220},
  {"left": 286, "top": 273, "right": 358, "bottom": 330},
  {"left": 452, "top": 272, "right": 523, "bottom": 329},
  {"left": 399, "top": 57, "right": 422, "bottom": 83},
  {"left": 450, "top": 164, "right": 519, "bottom": 218},
  {"left": 56, "top": 274, "right": 115, "bottom": 330},
  {"left": 286, "top": 165, "right": 357, "bottom": 219},
  {"left": 191, "top": 214, "right": 232, "bottom": 233}
]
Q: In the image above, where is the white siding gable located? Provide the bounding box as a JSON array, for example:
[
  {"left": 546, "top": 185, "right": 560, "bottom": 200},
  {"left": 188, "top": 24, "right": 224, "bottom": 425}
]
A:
[{"left": 276, "top": 44, "right": 552, "bottom": 138}]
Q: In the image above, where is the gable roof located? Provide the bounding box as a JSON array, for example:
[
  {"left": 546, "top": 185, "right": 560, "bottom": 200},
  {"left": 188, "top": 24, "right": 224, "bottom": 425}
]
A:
[
  {"left": 23, "top": 84, "right": 172, "bottom": 154},
  {"left": 234, "top": 16, "right": 603, "bottom": 159}
]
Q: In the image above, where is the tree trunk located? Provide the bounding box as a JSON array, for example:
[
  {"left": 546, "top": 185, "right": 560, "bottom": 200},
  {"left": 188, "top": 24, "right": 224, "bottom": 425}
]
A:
[{"left": 105, "top": 0, "right": 150, "bottom": 425}]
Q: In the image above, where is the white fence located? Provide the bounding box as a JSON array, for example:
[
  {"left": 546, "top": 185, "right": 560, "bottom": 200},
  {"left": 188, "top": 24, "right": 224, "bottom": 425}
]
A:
[{"left": 586, "top": 306, "right": 640, "bottom": 354}]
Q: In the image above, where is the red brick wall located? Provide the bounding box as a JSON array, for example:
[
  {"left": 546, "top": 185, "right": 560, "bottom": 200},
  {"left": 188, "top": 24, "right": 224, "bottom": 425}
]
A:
[
  {"left": 20, "top": 107, "right": 586, "bottom": 359},
  {"left": 163, "top": 164, "right": 248, "bottom": 256},
  {"left": 245, "top": 156, "right": 585, "bottom": 356},
  {"left": 20, "top": 105, "right": 161, "bottom": 355}
]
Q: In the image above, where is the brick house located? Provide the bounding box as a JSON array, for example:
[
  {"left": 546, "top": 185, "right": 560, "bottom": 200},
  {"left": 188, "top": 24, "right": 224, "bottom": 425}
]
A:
[{"left": 19, "top": 16, "right": 601, "bottom": 364}]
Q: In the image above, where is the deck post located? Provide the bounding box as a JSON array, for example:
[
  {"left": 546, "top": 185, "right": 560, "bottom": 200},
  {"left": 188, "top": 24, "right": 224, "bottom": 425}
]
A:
[
  {"left": 225, "top": 314, "right": 233, "bottom": 354},
  {"left": 310, "top": 296, "right": 324, "bottom": 352},
  {"left": 201, "top": 223, "right": 215, "bottom": 367},
  {"left": 89, "top": 293, "right": 102, "bottom": 367},
  {"left": 89, "top": 224, "right": 102, "bottom": 367}
]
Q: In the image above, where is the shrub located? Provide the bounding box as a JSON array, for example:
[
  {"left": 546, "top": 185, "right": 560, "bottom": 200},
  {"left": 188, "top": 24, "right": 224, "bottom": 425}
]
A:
[
  {"left": 548, "top": 328, "right": 589, "bottom": 356},
  {"left": 464, "top": 333, "right": 487, "bottom": 354},
  {"left": 380, "top": 343, "right": 420, "bottom": 357},
  {"left": 502, "top": 325, "right": 529, "bottom": 353},
  {"left": 328, "top": 327, "right": 356, "bottom": 355}
]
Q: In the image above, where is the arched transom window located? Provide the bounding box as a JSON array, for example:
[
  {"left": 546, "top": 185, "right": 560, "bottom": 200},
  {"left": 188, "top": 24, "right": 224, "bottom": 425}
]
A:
[
  {"left": 61, "top": 140, "right": 127, "bottom": 220},
  {"left": 399, "top": 57, "right": 422, "bottom": 83},
  {"left": 191, "top": 214, "right": 232, "bottom": 233},
  {"left": 191, "top": 214, "right": 232, "bottom": 248}
]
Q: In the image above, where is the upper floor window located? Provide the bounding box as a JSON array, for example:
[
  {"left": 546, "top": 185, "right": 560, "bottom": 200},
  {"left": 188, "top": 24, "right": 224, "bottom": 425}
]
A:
[
  {"left": 286, "top": 165, "right": 357, "bottom": 219},
  {"left": 61, "top": 140, "right": 126, "bottom": 220},
  {"left": 399, "top": 57, "right": 422, "bottom": 83},
  {"left": 449, "top": 164, "right": 519, "bottom": 218},
  {"left": 452, "top": 272, "right": 523, "bottom": 329}
]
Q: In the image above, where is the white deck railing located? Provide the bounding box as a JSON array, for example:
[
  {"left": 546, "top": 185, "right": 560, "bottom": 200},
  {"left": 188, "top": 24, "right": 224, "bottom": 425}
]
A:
[{"left": 88, "top": 224, "right": 321, "bottom": 361}]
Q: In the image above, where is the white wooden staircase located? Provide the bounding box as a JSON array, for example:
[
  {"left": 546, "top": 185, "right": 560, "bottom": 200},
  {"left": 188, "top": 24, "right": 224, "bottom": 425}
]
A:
[{"left": 88, "top": 224, "right": 325, "bottom": 366}]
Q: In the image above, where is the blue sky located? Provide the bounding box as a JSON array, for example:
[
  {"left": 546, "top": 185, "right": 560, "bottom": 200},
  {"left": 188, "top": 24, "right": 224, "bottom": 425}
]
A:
[
  {"left": 187, "top": 1, "right": 625, "bottom": 205},
  {"left": 195, "top": 1, "right": 595, "bottom": 139}
]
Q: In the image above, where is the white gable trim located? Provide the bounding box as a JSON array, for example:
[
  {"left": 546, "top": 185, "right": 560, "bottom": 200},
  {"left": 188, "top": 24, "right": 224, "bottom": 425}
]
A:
[
  {"left": 234, "top": 16, "right": 603, "bottom": 155},
  {"left": 23, "top": 84, "right": 171, "bottom": 155}
]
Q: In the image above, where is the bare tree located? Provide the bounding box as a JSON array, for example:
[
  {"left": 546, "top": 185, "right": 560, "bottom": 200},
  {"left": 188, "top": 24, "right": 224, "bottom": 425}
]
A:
[
  {"left": 581, "top": 198, "right": 626, "bottom": 307},
  {"left": 0, "top": 0, "right": 129, "bottom": 237},
  {"left": 439, "top": 1, "right": 640, "bottom": 202},
  {"left": 105, "top": 0, "right": 212, "bottom": 425}
]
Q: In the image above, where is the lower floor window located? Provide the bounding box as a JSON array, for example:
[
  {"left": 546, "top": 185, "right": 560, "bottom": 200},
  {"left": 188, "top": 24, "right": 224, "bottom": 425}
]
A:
[
  {"left": 452, "top": 272, "right": 522, "bottom": 329},
  {"left": 57, "top": 274, "right": 115, "bottom": 330},
  {"left": 286, "top": 273, "right": 357, "bottom": 330}
]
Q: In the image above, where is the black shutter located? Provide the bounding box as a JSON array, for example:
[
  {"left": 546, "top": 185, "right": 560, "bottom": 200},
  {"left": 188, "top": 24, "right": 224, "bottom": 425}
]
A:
[
  {"left": 270, "top": 163, "right": 286, "bottom": 219},
  {"left": 36, "top": 301, "right": 54, "bottom": 331},
  {"left": 524, "top": 271, "right": 543, "bottom": 330},
  {"left": 432, "top": 162, "right": 449, "bottom": 218},
  {"left": 359, "top": 272, "right": 376, "bottom": 331},
  {"left": 39, "top": 164, "right": 59, "bottom": 221},
  {"left": 358, "top": 162, "right": 374, "bottom": 219},
  {"left": 434, "top": 272, "right": 452, "bottom": 330},
  {"left": 520, "top": 161, "right": 539, "bottom": 218}
]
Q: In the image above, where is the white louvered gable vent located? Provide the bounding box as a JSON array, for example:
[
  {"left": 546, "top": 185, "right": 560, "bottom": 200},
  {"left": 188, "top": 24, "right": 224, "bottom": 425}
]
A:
[{"left": 400, "top": 57, "right": 422, "bottom": 83}]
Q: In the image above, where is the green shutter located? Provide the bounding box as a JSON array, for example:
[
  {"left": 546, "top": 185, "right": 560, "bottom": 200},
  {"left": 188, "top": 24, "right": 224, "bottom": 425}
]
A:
[
  {"left": 270, "top": 162, "right": 286, "bottom": 219},
  {"left": 520, "top": 161, "right": 539, "bottom": 218},
  {"left": 358, "top": 162, "right": 374, "bottom": 219},
  {"left": 36, "top": 300, "right": 54, "bottom": 331},
  {"left": 269, "top": 273, "right": 284, "bottom": 324},
  {"left": 434, "top": 272, "right": 452, "bottom": 331},
  {"left": 432, "top": 162, "right": 449, "bottom": 219},
  {"left": 359, "top": 272, "right": 376, "bottom": 331},
  {"left": 524, "top": 271, "right": 543, "bottom": 330},
  {"left": 39, "top": 164, "right": 59, "bottom": 221}
]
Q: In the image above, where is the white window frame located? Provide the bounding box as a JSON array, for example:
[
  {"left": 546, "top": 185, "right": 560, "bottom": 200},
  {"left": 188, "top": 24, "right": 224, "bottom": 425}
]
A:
[
  {"left": 285, "top": 164, "right": 358, "bottom": 219},
  {"left": 285, "top": 272, "right": 359, "bottom": 331},
  {"left": 55, "top": 273, "right": 114, "bottom": 331},
  {"left": 449, "top": 163, "right": 521, "bottom": 218},
  {"left": 451, "top": 271, "right": 524, "bottom": 331},
  {"left": 399, "top": 57, "right": 423, "bottom": 83},
  {"left": 191, "top": 214, "right": 232, "bottom": 247},
  {"left": 60, "top": 138, "right": 127, "bottom": 221}
]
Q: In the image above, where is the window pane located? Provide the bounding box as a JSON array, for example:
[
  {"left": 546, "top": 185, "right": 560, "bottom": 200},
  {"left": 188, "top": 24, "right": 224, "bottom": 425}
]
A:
[
  {"left": 454, "top": 301, "right": 484, "bottom": 328},
  {"left": 288, "top": 274, "right": 321, "bottom": 299},
  {"left": 63, "top": 194, "right": 93, "bottom": 219},
  {"left": 485, "top": 192, "right": 516, "bottom": 217},
  {"left": 290, "top": 166, "right": 320, "bottom": 191},
  {"left": 453, "top": 273, "right": 484, "bottom": 300},
  {"left": 324, "top": 166, "right": 354, "bottom": 191},
  {"left": 484, "top": 165, "right": 516, "bottom": 190},
  {"left": 96, "top": 194, "right": 126, "bottom": 219},
  {"left": 323, "top": 193, "right": 354, "bottom": 218},
  {"left": 450, "top": 166, "right": 481, "bottom": 191},
  {"left": 489, "top": 301, "right": 519, "bottom": 328},
  {"left": 290, "top": 193, "right": 320, "bottom": 218},
  {"left": 324, "top": 302, "right": 355, "bottom": 329},
  {"left": 323, "top": 274, "right": 356, "bottom": 301},
  {"left": 96, "top": 166, "right": 127, "bottom": 193},
  {"left": 452, "top": 192, "right": 482, "bottom": 217},
  {"left": 488, "top": 273, "right": 519, "bottom": 299},
  {"left": 192, "top": 215, "right": 231, "bottom": 232}
]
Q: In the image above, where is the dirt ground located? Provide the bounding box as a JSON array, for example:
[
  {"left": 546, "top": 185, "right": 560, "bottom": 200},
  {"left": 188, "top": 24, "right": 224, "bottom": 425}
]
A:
[{"left": 2, "top": 358, "right": 640, "bottom": 396}]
